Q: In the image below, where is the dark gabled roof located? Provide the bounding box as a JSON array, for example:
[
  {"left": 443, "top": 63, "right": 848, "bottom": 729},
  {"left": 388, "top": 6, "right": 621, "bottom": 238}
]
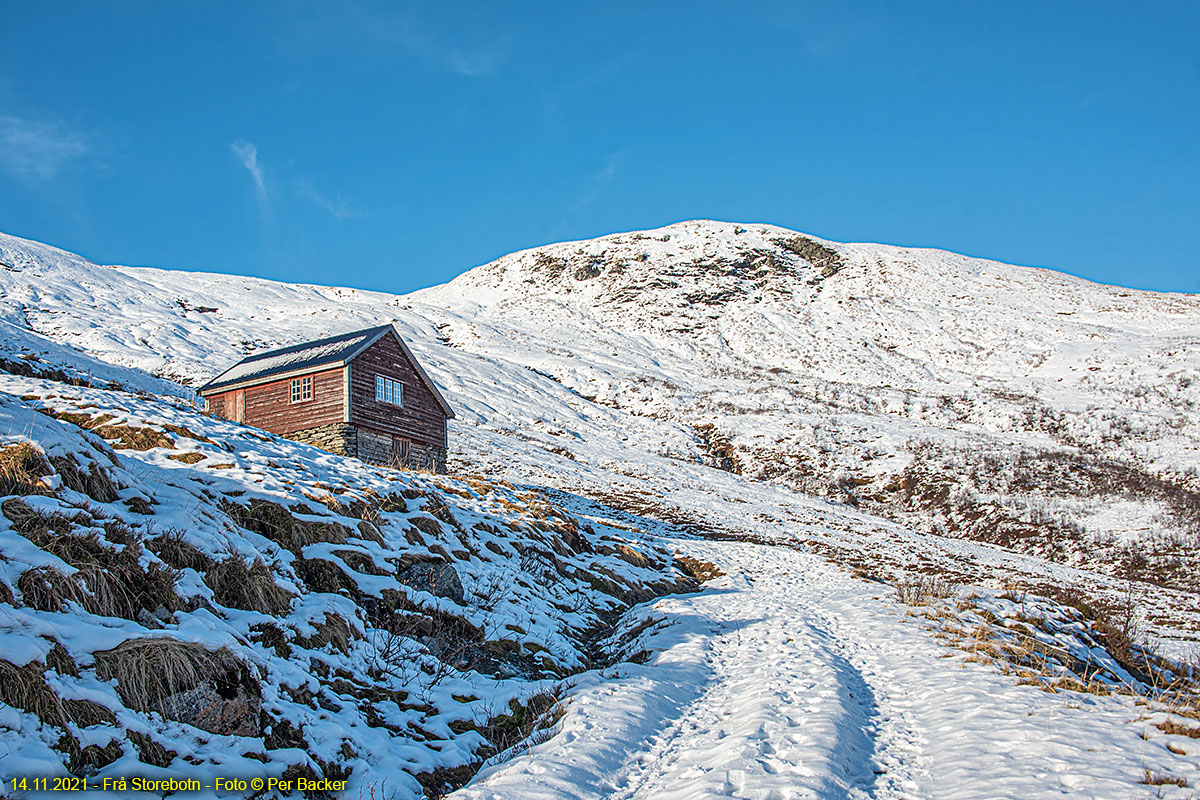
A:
[
  {"left": 198, "top": 325, "right": 454, "bottom": 418},
  {"left": 200, "top": 325, "right": 390, "bottom": 392}
]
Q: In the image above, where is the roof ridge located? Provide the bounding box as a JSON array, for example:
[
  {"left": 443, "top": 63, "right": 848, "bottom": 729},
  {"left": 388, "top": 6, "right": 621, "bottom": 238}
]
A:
[{"left": 236, "top": 324, "right": 391, "bottom": 364}]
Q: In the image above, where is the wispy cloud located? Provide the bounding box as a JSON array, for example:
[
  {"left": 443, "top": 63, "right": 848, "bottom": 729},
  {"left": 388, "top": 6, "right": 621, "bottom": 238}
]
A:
[
  {"left": 297, "top": 178, "right": 362, "bottom": 221},
  {"left": 542, "top": 50, "right": 639, "bottom": 124},
  {"left": 231, "top": 140, "right": 268, "bottom": 206},
  {"left": 276, "top": 0, "right": 505, "bottom": 78},
  {"left": 368, "top": 10, "right": 506, "bottom": 78},
  {"left": 569, "top": 150, "right": 627, "bottom": 216},
  {"left": 443, "top": 46, "right": 499, "bottom": 78},
  {"left": 0, "top": 115, "right": 90, "bottom": 182}
]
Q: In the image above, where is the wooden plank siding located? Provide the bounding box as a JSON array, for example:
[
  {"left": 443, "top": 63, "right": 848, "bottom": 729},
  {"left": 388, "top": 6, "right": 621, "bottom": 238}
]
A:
[
  {"left": 207, "top": 395, "right": 227, "bottom": 419},
  {"left": 209, "top": 367, "right": 345, "bottom": 435},
  {"left": 348, "top": 336, "right": 446, "bottom": 449}
]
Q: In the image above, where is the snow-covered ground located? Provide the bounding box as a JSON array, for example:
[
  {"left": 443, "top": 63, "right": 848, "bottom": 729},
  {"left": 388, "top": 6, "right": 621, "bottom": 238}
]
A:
[
  {"left": 2, "top": 223, "right": 1199, "bottom": 797},
  {"left": 458, "top": 539, "right": 1197, "bottom": 800}
]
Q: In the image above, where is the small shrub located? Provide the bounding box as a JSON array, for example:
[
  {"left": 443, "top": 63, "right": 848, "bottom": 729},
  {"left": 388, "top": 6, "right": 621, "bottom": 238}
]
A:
[
  {"left": 896, "top": 574, "right": 958, "bottom": 606},
  {"left": 416, "top": 685, "right": 567, "bottom": 799}
]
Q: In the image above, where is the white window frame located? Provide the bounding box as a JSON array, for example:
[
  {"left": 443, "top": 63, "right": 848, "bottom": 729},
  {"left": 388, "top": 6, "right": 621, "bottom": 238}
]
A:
[
  {"left": 290, "top": 376, "right": 313, "bottom": 403},
  {"left": 375, "top": 374, "right": 404, "bottom": 407}
]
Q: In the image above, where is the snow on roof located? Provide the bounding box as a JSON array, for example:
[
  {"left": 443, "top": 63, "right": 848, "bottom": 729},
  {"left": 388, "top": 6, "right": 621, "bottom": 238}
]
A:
[{"left": 200, "top": 325, "right": 390, "bottom": 392}]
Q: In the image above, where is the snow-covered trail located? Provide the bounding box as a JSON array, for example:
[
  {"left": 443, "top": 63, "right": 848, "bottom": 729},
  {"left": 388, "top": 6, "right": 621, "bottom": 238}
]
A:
[{"left": 454, "top": 540, "right": 1179, "bottom": 800}]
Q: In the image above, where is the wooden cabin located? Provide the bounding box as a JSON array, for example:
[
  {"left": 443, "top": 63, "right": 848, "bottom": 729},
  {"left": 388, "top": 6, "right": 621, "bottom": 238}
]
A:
[{"left": 198, "top": 325, "right": 454, "bottom": 472}]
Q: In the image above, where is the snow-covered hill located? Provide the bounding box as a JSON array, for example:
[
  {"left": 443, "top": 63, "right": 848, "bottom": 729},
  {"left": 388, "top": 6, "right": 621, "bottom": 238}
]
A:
[
  {"left": 4, "top": 222, "right": 1198, "bottom": 592},
  {"left": 2, "top": 223, "right": 1199, "bottom": 797}
]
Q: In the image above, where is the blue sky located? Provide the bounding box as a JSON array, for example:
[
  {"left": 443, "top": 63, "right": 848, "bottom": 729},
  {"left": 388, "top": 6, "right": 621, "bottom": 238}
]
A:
[{"left": 1, "top": 1, "right": 1197, "bottom": 293}]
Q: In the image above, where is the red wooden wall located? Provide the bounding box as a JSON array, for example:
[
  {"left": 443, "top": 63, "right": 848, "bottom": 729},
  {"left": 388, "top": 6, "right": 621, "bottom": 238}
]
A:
[
  {"left": 207, "top": 367, "right": 344, "bottom": 434},
  {"left": 349, "top": 336, "right": 447, "bottom": 449}
]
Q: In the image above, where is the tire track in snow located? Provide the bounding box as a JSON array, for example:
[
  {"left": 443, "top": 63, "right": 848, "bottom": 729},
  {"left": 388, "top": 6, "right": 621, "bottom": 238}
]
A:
[
  {"left": 601, "top": 566, "right": 890, "bottom": 800},
  {"left": 455, "top": 538, "right": 1181, "bottom": 800},
  {"left": 456, "top": 541, "right": 911, "bottom": 800}
]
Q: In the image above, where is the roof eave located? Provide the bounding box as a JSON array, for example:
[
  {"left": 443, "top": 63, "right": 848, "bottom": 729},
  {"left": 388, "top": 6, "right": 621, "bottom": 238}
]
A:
[{"left": 198, "top": 361, "right": 348, "bottom": 395}]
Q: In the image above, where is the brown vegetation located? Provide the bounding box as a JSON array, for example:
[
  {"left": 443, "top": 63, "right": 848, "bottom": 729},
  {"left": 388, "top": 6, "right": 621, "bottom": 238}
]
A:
[
  {"left": 0, "top": 442, "right": 54, "bottom": 497},
  {"left": 204, "top": 556, "right": 295, "bottom": 615},
  {"left": 94, "top": 638, "right": 260, "bottom": 736}
]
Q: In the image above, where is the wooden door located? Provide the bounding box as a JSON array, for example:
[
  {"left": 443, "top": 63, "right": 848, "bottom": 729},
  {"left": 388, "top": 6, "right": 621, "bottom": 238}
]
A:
[
  {"left": 393, "top": 436, "right": 410, "bottom": 467},
  {"left": 232, "top": 390, "right": 245, "bottom": 423}
]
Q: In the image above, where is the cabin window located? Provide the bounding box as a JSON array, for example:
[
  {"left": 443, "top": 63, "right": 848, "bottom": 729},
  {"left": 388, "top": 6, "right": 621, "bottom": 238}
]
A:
[
  {"left": 290, "top": 376, "right": 313, "bottom": 403},
  {"left": 375, "top": 375, "right": 404, "bottom": 407}
]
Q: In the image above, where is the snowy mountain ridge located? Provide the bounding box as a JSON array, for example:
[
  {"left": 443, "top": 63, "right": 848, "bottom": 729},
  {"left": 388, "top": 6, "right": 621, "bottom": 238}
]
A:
[{"left": 3, "top": 221, "right": 1199, "bottom": 589}]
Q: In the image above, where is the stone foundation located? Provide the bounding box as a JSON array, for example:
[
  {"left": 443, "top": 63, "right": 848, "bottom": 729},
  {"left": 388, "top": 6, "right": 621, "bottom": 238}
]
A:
[
  {"left": 286, "top": 423, "right": 446, "bottom": 473},
  {"left": 287, "top": 423, "right": 357, "bottom": 456},
  {"left": 406, "top": 441, "right": 447, "bottom": 474},
  {"left": 357, "top": 428, "right": 394, "bottom": 466}
]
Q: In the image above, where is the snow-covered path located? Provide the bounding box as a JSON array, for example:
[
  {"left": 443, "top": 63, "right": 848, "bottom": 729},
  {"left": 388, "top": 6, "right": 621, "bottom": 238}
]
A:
[{"left": 454, "top": 540, "right": 1184, "bottom": 800}]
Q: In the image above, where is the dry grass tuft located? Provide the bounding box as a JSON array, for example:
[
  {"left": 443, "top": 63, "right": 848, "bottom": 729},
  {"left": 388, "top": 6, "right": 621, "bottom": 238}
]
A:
[
  {"left": 6, "top": 501, "right": 181, "bottom": 620},
  {"left": 18, "top": 567, "right": 84, "bottom": 611},
  {"left": 162, "top": 423, "right": 216, "bottom": 445},
  {"left": 0, "top": 442, "right": 54, "bottom": 497},
  {"left": 294, "top": 612, "right": 357, "bottom": 655},
  {"left": 1141, "top": 768, "right": 1188, "bottom": 787},
  {"left": 77, "top": 560, "right": 181, "bottom": 620},
  {"left": 93, "top": 638, "right": 237, "bottom": 712},
  {"left": 221, "top": 498, "right": 350, "bottom": 554},
  {"left": 0, "top": 657, "right": 116, "bottom": 731},
  {"left": 410, "top": 516, "right": 444, "bottom": 538},
  {"left": 167, "top": 452, "right": 206, "bottom": 464},
  {"left": 127, "top": 730, "right": 177, "bottom": 767},
  {"left": 0, "top": 658, "right": 70, "bottom": 725},
  {"left": 47, "top": 409, "right": 174, "bottom": 450},
  {"left": 676, "top": 555, "right": 725, "bottom": 583},
  {"left": 205, "top": 556, "right": 295, "bottom": 615},
  {"left": 47, "top": 455, "right": 119, "bottom": 502},
  {"left": 45, "top": 640, "right": 79, "bottom": 676},
  {"left": 148, "top": 528, "right": 215, "bottom": 573},
  {"left": 92, "top": 423, "right": 173, "bottom": 451},
  {"left": 1156, "top": 718, "right": 1200, "bottom": 739}
]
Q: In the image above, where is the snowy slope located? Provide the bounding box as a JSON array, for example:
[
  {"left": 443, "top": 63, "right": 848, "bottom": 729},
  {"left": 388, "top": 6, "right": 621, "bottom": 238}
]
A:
[
  {"left": 4, "top": 222, "right": 1197, "bottom": 592},
  {"left": 0, "top": 372, "right": 698, "bottom": 797},
  {"left": 2, "top": 223, "right": 1199, "bottom": 797}
]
